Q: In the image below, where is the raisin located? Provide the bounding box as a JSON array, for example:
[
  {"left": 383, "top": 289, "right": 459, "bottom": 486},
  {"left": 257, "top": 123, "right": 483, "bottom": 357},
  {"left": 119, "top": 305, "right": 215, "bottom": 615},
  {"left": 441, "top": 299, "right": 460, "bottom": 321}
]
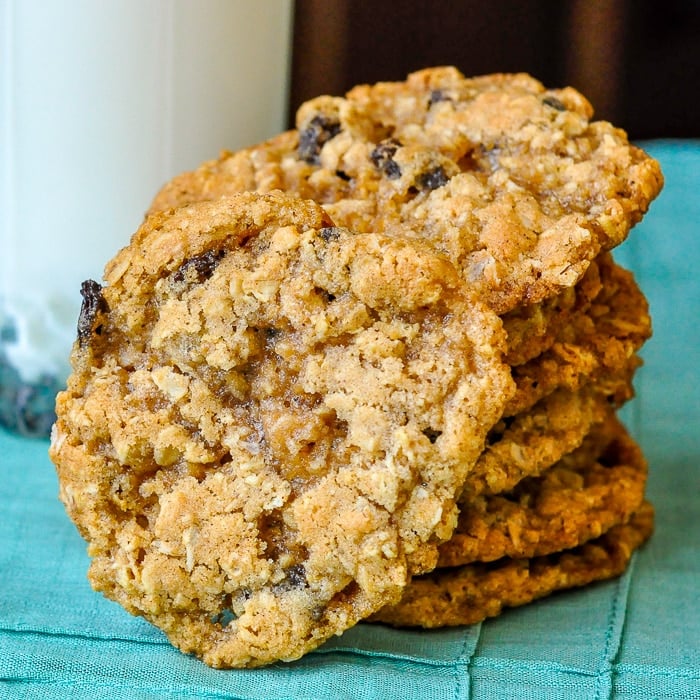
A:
[
  {"left": 286, "top": 564, "right": 307, "bottom": 588},
  {"left": 272, "top": 564, "right": 308, "bottom": 593},
  {"left": 370, "top": 138, "right": 403, "bottom": 179},
  {"left": 543, "top": 95, "right": 567, "bottom": 111},
  {"left": 298, "top": 115, "right": 342, "bottom": 164},
  {"left": 417, "top": 165, "right": 449, "bottom": 191},
  {"left": 173, "top": 249, "right": 225, "bottom": 285},
  {"left": 422, "top": 428, "right": 442, "bottom": 444},
  {"left": 428, "top": 89, "right": 452, "bottom": 107},
  {"left": 77, "top": 279, "right": 108, "bottom": 343},
  {"left": 319, "top": 226, "right": 341, "bottom": 242}
]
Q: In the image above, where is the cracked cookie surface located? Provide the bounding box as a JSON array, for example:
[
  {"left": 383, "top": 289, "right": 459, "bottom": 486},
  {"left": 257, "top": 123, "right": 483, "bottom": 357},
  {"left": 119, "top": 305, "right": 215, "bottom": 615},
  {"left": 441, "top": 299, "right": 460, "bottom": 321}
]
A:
[{"left": 50, "top": 191, "right": 512, "bottom": 667}]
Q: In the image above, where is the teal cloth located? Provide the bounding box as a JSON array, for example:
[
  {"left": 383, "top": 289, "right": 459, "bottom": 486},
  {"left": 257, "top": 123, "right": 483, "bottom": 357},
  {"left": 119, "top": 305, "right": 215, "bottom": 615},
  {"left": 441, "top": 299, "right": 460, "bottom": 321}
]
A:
[{"left": 1, "top": 141, "right": 699, "bottom": 699}]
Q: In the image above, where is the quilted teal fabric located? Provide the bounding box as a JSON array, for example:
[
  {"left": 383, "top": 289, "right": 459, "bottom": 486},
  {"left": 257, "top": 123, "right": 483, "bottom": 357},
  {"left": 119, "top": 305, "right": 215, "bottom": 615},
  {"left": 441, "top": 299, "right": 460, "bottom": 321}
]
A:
[{"left": 2, "top": 141, "right": 698, "bottom": 699}]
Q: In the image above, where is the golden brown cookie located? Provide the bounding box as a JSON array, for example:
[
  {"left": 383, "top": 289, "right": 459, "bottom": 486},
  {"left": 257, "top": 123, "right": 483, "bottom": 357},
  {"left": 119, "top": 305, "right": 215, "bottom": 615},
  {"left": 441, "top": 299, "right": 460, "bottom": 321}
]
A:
[
  {"left": 370, "top": 501, "right": 654, "bottom": 628},
  {"left": 506, "top": 253, "right": 651, "bottom": 416},
  {"left": 438, "top": 415, "right": 646, "bottom": 567},
  {"left": 150, "top": 67, "right": 663, "bottom": 314},
  {"left": 501, "top": 253, "right": 604, "bottom": 368},
  {"left": 50, "top": 191, "right": 513, "bottom": 668},
  {"left": 461, "top": 380, "right": 627, "bottom": 502}
]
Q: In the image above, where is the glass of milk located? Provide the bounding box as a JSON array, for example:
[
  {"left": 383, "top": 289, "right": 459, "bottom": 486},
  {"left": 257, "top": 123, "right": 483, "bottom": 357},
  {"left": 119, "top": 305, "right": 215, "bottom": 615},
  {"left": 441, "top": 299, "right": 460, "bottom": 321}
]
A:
[{"left": 0, "top": 0, "right": 293, "bottom": 435}]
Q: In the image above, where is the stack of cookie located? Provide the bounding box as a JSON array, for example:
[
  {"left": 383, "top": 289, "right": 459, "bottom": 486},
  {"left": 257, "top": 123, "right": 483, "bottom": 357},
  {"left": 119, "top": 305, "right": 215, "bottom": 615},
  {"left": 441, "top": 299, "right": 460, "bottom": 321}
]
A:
[
  {"left": 50, "top": 68, "right": 663, "bottom": 666},
  {"left": 372, "top": 253, "right": 654, "bottom": 625},
  {"left": 150, "top": 67, "right": 662, "bottom": 630}
]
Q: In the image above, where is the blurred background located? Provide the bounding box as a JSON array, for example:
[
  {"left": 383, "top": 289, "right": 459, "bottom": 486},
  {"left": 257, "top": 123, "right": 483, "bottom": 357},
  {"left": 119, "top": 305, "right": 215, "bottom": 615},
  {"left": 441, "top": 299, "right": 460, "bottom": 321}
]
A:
[{"left": 290, "top": 0, "right": 700, "bottom": 140}]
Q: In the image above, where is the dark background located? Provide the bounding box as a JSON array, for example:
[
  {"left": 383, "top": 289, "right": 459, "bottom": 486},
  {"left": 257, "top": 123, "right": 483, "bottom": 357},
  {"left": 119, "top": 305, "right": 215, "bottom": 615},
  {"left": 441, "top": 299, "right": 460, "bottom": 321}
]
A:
[{"left": 289, "top": 0, "right": 700, "bottom": 140}]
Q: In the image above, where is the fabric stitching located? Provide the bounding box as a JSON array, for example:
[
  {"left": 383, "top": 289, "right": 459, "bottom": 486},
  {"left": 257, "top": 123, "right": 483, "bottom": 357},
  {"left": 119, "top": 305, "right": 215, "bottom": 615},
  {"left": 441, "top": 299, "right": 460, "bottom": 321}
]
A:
[
  {"left": 594, "top": 553, "right": 637, "bottom": 700},
  {"left": 453, "top": 622, "right": 482, "bottom": 700},
  {"left": 614, "top": 665, "right": 700, "bottom": 680},
  {"left": 470, "top": 655, "right": 601, "bottom": 676},
  {"left": 608, "top": 552, "right": 641, "bottom": 695}
]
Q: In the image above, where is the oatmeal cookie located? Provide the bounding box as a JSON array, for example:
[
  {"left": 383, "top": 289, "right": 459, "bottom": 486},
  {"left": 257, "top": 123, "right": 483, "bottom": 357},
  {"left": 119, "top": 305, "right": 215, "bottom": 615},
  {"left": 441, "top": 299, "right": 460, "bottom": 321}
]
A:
[
  {"left": 438, "top": 415, "right": 646, "bottom": 567},
  {"left": 461, "top": 379, "right": 629, "bottom": 502},
  {"left": 150, "top": 67, "right": 663, "bottom": 314},
  {"left": 502, "top": 254, "right": 603, "bottom": 368},
  {"left": 506, "top": 253, "right": 650, "bottom": 415},
  {"left": 370, "top": 500, "right": 654, "bottom": 628},
  {"left": 50, "top": 191, "right": 512, "bottom": 667}
]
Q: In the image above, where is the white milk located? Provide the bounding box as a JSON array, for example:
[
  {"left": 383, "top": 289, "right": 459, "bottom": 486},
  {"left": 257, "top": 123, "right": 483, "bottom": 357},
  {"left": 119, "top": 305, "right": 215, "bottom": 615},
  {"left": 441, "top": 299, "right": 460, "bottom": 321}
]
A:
[{"left": 0, "top": 0, "right": 293, "bottom": 390}]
